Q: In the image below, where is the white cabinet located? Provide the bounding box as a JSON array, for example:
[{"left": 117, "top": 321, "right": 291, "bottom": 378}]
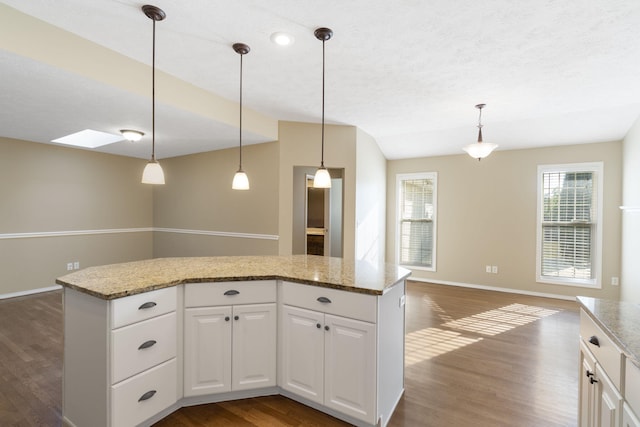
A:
[
  {"left": 63, "top": 286, "right": 178, "bottom": 427},
  {"left": 581, "top": 341, "right": 598, "bottom": 427},
  {"left": 183, "top": 281, "right": 277, "bottom": 397},
  {"left": 63, "top": 275, "right": 406, "bottom": 427},
  {"left": 579, "top": 309, "right": 624, "bottom": 427},
  {"left": 597, "top": 363, "right": 623, "bottom": 427},
  {"left": 280, "top": 282, "right": 379, "bottom": 425},
  {"left": 623, "top": 403, "right": 640, "bottom": 427}
]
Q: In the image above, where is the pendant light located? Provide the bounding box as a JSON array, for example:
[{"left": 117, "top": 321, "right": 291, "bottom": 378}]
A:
[
  {"left": 141, "top": 5, "right": 165, "bottom": 185},
  {"left": 232, "top": 43, "right": 250, "bottom": 190},
  {"left": 463, "top": 103, "right": 498, "bottom": 161},
  {"left": 312, "top": 27, "right": 333, "bottom": 189}
]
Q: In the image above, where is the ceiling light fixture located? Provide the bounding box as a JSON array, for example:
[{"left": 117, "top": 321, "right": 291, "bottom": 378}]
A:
[
  {"left": 232, "top": 42, "right": 250, "bottom": 191},
  {"left": 141, "top": 4, "right": 165, "bottom": 185},
  {"left": 270, "top": 32, "right": 294, "bottom": 46},
  {"left": 312, "top": 27, "right": 333, "bottom": 189},
  {"left": 463, "top": 103, "right": 498, "bottom": 161},
  {"left": 120, "top": 129, "right": 144, "bottom": 142}
]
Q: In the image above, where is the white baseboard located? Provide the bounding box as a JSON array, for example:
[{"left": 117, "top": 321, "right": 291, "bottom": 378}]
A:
[
  {"left": 408, "top": 277, "right": 576, "bottom": 301},
  {"left": 0, "top": 285, "right": 62, "bottom": 300}
]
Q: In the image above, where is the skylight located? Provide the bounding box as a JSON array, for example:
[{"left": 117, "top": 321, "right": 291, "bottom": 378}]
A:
[{"left": 52, "top": 129, "right": 123, "bottom": 148}]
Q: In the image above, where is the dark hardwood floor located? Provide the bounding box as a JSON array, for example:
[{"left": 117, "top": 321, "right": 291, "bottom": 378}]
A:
[{"left": 0, "top": 282, "right": 579, "bottom": 426}]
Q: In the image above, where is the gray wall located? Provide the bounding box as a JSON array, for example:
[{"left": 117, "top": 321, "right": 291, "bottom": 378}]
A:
[
  {"left": 386, "top": 141, "right": 622, "bottom": 300},
  {"left": 0, "top": 137, "right": 153, "bottom": 296}
]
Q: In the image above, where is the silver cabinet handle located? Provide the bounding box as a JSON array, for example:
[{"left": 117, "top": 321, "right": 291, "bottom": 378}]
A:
[
  {"left": 138, "top": 301, "right": 157, "bottom": 310},
  {"left": 317, "top": 297, "right": 331, "bottom": 304},
  {"left": 224, "top": 290, "right": 240, "bottom": 296},
  {"left": 138, "top": 390, "right": 156, "bottom": 402},
  {"left": 138, "top": 340, "right": 157, "bottom": 350}
]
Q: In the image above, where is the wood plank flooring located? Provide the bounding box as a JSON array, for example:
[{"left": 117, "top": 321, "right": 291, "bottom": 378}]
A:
[{"left": 0, "top": 282, "right": 579, "bottom": 426}]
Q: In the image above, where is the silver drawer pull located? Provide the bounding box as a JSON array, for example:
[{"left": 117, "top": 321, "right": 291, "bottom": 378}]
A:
[
  {"left": 138, "top": 340, "right": 157, "bottom": 350},
  {"left": 224, "top": 290, "right": 240, "bottom": 296},
  {"left": 138, "top": 390, "right": 156, "bottom": 402},
  {"left": 138, "top": 301, "right": 157, "bottom": 310},
  {"left": 317, "top": 296, "right": 331, "bottom": 304}
]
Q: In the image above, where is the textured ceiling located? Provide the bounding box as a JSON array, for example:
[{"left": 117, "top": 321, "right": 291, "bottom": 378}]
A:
[{"left": 1, "top": 0, "right": 640, "bottom": 160}]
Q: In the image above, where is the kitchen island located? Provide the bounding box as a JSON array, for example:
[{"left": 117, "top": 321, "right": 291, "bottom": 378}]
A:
[
  {"left": 57, "top": 255, "right": 410, "bottom": 427},
  {"left": 577, "top": 296, "right": 640, "bottom": 426}
]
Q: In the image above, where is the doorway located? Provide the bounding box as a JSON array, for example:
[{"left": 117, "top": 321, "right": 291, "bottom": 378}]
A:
[{"left": 292, "top": 167, "right": 343, "bottom": 257}]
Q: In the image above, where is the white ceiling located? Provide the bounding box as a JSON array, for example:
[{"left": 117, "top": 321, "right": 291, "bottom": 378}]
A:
[{"left": 2, "top": 0, "right": 640, "bottom": 160}]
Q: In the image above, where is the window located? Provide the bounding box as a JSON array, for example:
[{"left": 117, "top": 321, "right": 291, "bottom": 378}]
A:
[
  {"left": 536, "top": 163, "right": 603, "bottom": 287},
  {"left": 396, "top": 173, "right": 437, "bottom": 270}
]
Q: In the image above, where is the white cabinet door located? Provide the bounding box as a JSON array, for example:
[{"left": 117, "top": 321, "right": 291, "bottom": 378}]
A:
[
  {"left": 580, "top": 343, "right": 598, "bottom": 427},
  {"left": 184, "top": 306, "right": 232, "bottom": 396},
  {"left": 623, "top": 403, "right": 640, "bottom": 427},
  {"left": 280, "top": 305, "right": 324, "bottom": 404},
  {"left": 324, "top": 314, "right": 376, "bottom": 424},
  {"left": 232, "top": 303, "right": 277, "bottom": 391},
  {"left": 597, "top": 364, "right": 622, "bottom": 427}
]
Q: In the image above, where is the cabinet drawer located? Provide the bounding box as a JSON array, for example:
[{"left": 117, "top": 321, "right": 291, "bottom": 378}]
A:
[
  {"left": 626, "top": 359, "right": 640, "bottom": 415},
  {"left": 111, "top": 358, "right": 177, "bottom": 427},
  {"left": 580, "top": 309, "right": 623, "bottom": 389},
  {"left": 111, "top": 287, "right": 177, "bottom": 329},
  {"left": 112, "top": 312, "right": 177, "bottom": 384},
  {"left": 281, "top": 281, "right": 377, "bottom": 323},
  {"left": 185, "top": 281, "right": 276, "bottom": 307}
]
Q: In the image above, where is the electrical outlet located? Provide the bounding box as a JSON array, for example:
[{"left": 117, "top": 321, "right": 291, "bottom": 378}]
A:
[
  {"left": 74, "top": 261, "right": 80, "bottom": 270},
  {"left": 492, "top": 265, "right": 498, "bottom": 274},
  {"left": 486, "top": 265, "right": 492, "bottom": 273},
  {"left": 66, "top": 262, "right": 73, "bottom": 271},
  {"left": 611, "top": 277, "right": 619, "bottom": 286}
]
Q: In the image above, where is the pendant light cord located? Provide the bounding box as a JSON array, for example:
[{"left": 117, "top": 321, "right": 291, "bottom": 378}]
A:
[
  {"left": 477, "top": 105, "right": 483, "bottom": 143},
  {"left": 320, "top": 38, "right": 325, "bottom": 168},
  {"left": 239, "top": 52, "right": 243, "bottom": 170},
  {"left": 151, "top": 18, "right": 156, "bottom": 162}
]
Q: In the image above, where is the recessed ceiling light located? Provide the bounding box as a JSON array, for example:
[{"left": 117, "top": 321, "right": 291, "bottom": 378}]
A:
[
  {"left": 52, "top": 129, "right": 124, "bottom": 148},
  {"left": 270, "top": 32, "right": 294, "bottom": 46}
]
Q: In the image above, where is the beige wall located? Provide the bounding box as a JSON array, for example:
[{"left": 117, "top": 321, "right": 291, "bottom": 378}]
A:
[
  {"left": 278, "top": 121, "right": 357, "bottom": 259},
  {"left": 621, "top": 116, "right": 640, "bottom": 303},
  {"left": 355, "top": 128, "right": 387, "bottom": 265},
  {"left": 0, "top": 137, "right": 153, "bottom": 295},
  {"left": 386, "top": 141, "right": 622, "bottom": 299},
  {"left": 152, "top": 142, "right": 279, "bottom": 257}
]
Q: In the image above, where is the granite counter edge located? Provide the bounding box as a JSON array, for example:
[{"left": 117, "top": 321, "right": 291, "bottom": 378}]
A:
[
  {"left": 576, "top": 296, "right": 640, "bottom": 370},
  {"left": 56, "top": 272, "right": 411, "bottom": 300}
]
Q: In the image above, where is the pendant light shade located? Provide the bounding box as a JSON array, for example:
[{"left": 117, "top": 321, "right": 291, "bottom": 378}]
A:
[
  {"left": 232, "top": 170, "right": 250, "bottom": 190},
  {"left": 463, "top": 103, "right": 498, "bottom": 161},
  {"left": 141, "top": 5, "right": 165, "bottom": 185},
  {"left": 313, "top": 27, "right": 333, "bottom": 189},
  {"left": 232, "top": 43, "right": 250, "bottom": 190},
  {"left": 142, "top": 160, "right": 165, "bottom": 184},
  {"left": 313, "top": 166, "right": 332, "bottom": 188}
]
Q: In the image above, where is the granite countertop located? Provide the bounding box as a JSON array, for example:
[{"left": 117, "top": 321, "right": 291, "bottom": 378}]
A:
[
  {"left": 56, "top": 255, "right": 411, "bottom": 300},
  {"left": 577, "top": 296, "right": 640, "bottom": 369}
]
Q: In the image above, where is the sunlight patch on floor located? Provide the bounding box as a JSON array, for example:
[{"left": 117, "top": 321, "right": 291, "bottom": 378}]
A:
[
  {"left": 406, "top": 303, "right": 561, "bottom": 365},
  {"left": 442, "top": 303, "right": 559, "bottom": 336},
  {"left": 405, "top": 327, "right": 482, "bottom": 366}
]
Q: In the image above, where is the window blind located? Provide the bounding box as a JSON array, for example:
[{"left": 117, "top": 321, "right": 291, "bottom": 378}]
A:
[
  {"left": 541, "top": 171, "right": 594, "bottom": 280},
  {"left": 399, "top": 178, "right": 434, "bottom": 267}
]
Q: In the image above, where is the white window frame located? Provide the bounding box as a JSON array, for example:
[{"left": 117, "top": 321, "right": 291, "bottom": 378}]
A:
[
  {"left": 396, "top": 172, "right": 437, "bottom": 271},
  {"left": 536, "top": 162, "right": 603, "bottom": 288}
]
